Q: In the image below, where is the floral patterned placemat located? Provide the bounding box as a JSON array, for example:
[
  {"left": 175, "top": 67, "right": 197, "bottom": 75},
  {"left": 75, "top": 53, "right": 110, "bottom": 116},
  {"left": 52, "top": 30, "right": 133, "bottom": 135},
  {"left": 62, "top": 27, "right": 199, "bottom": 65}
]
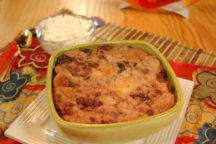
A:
[
  {"left": 176, "top": 69, "right": 216, "bottom": 144},
  {"left": 0, "top": 35, "right": 49, "bottom": 143}
]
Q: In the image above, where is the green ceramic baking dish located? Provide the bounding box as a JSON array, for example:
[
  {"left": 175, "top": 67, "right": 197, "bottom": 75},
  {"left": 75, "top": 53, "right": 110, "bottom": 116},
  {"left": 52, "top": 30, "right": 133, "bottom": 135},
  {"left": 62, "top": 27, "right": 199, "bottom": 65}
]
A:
[{"left": 46, "top": 40, "right": 183, "bottom": 144}]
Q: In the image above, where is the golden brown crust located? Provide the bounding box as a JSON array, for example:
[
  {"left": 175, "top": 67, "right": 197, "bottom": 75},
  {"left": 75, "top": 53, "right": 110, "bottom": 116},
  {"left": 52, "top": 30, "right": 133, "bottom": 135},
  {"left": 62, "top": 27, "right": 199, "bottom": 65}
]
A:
[{"left": 53, "top": 45, "right": 175, "bottom": 124}]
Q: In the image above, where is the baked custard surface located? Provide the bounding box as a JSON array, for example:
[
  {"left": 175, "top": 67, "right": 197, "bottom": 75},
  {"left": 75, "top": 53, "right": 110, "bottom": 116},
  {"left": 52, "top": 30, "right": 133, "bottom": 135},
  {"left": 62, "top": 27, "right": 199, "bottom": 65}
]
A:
[{"left": 53, "top": 45, "right": 175, "bottom": 124}]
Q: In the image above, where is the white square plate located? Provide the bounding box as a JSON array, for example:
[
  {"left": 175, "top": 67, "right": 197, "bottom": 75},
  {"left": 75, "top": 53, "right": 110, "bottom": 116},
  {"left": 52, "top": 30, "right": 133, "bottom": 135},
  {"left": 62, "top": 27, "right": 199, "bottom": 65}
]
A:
[{"left": 5, "top": 78, "right": 194, "bottom": 144}]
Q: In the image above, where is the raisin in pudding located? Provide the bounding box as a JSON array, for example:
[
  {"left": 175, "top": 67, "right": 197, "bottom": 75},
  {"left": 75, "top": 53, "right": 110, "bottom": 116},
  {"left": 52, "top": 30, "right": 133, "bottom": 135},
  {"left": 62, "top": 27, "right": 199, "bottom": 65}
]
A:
[{"left": 53, "top": 45, "right": 175, "bottom": 124}]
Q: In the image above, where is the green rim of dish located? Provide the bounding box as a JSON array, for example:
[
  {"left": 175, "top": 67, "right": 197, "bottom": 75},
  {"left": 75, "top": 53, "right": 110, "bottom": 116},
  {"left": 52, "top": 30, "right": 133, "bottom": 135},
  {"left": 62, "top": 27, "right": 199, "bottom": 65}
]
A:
[{"left": 47, "top": 40, "right": 183, "bottom": 129}]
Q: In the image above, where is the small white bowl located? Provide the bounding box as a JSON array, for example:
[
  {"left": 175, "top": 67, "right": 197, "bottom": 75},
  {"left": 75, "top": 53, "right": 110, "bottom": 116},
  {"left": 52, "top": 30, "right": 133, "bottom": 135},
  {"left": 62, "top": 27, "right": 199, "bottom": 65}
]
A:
[{"left": 34, "top": 13, "right": 96, "bottom": 54}]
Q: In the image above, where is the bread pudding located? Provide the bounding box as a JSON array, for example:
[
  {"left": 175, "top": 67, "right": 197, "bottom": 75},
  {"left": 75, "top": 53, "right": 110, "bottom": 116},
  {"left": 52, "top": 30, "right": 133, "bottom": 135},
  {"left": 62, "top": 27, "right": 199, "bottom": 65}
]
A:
[{"left": 53, "top": 45, "right": 175, "bottom": 124}]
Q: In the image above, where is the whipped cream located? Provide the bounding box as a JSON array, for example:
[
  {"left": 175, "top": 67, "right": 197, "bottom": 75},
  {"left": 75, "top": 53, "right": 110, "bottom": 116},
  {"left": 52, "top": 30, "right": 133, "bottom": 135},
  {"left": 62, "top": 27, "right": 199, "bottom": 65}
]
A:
[{"left": 36, "top": 14, "right": 92, "bottom": 41}]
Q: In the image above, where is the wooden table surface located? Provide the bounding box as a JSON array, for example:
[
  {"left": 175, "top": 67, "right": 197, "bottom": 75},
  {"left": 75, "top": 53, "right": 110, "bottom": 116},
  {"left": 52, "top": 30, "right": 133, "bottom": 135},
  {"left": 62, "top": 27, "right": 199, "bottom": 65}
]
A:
[{"left": 0, "top": 0, "right": 216, "bottom": 54}]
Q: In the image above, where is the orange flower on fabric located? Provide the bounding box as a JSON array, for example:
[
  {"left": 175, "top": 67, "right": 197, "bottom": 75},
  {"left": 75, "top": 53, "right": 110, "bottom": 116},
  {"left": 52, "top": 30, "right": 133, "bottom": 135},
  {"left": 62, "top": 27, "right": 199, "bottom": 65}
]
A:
[{"left": 179, "top": 104, "right": 216, "bottom": 137}]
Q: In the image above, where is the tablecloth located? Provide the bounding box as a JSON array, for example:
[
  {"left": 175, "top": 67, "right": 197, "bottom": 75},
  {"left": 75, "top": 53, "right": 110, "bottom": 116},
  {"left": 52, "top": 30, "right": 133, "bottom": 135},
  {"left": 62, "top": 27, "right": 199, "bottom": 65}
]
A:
[{"left": 0, "top": 34, "right": 216, "bottom": 144}]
